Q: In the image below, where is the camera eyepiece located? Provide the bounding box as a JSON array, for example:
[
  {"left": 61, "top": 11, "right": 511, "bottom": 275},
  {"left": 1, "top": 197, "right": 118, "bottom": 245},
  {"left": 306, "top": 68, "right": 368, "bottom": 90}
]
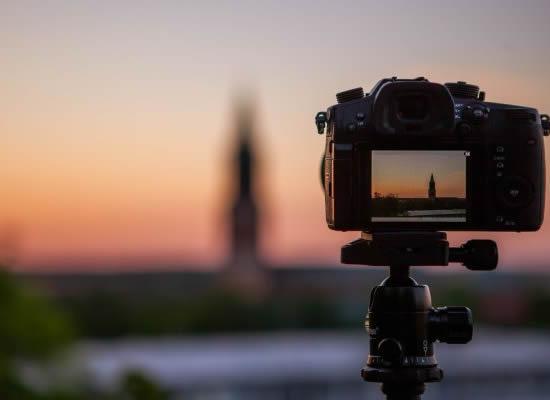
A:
[
  {"left": 396, "top": 94, "right": 430, "bottom": 121},
  {"left": 372, "top": 80, "right": 455, "bottom": 135}
]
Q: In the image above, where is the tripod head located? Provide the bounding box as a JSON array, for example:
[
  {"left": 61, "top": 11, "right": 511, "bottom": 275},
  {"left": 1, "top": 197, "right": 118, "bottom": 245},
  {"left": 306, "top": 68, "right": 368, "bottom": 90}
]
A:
[
  {"left": 342, "top": 231, "right": 497, "bottom": 400},
  {"left": 342, "top": 231, "right": 498, "bottom": 270}
]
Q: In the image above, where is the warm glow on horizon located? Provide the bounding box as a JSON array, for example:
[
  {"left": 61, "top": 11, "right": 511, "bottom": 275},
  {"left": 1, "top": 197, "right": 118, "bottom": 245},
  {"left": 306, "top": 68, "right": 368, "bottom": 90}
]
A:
[{"left": 1, "top": 1, "right": 550, "bottom": 270}]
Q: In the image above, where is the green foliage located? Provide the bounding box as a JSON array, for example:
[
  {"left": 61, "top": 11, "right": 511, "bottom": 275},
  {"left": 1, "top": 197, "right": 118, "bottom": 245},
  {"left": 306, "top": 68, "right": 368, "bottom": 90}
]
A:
[
  {"left": 0, "top": 369, "right": 37, "bottom": 400},
  {"left": 431, "top": 285, "right": 479, "bottom": 310},
  {"left": 119, "top": 370, "right": 169, "bottom": 400},
  {"left": 0, "top": 268, "right": 75, "bottom": 399},
  {"left": 0, "top": 269, "right": 74, "bottom": 361},
  {"left": 0, "top": 269, "right": 169, "bottom": 400},
  {"left": 50, "top": 279, "right": 550, "bottom": 338},
  {"left": 59, "top": 289, "right": 342, "bottom": 337},
  {"left": 526, "top": 289, "right": 550, "bottom": 328}
]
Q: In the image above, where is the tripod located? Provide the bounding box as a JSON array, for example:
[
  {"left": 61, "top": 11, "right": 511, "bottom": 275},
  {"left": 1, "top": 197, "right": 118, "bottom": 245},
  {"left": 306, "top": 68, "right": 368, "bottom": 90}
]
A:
[{"left": 341, "top": 231, "right": 498, "bottom": 400}]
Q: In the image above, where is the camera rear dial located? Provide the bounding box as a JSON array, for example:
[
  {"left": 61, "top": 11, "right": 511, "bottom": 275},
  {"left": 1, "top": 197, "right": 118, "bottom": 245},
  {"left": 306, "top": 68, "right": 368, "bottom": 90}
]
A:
[{"left": 496, "top": 176, "right": 534, "bottom": 208}]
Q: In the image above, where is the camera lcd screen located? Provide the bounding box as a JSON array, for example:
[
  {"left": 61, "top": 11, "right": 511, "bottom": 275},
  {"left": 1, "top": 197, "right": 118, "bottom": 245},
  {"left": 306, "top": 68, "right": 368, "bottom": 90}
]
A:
[{"left": 371, "top": 150, "right": 468, "bottom": 222}]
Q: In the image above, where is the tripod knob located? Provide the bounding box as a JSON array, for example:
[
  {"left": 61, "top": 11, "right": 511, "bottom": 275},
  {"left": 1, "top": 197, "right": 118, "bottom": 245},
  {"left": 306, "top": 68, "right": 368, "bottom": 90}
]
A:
[
  {"left": 430, "top": 306, "right": 473, "bottom": 344},
  {"left": 450, "top": 240, "right": 498, "bottom": 270},
  {"left": 378, "top": 338, "right": 404, "bottom": 366}
]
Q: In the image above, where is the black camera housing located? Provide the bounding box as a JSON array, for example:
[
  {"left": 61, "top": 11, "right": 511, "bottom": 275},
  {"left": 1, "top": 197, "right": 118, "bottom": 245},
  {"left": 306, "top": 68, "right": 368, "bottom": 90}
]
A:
[{"left": 317, "top": 77, "right": 549, "bottom": 232}]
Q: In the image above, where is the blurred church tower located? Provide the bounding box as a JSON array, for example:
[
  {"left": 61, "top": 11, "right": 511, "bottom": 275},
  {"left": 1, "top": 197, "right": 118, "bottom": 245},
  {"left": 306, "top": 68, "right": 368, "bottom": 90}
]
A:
[
  {"left": 230, "top": 100, "right": 259, "bottom": 266},
  {"left": 219, "top": 96, "right": 270, "bottom": 297}
]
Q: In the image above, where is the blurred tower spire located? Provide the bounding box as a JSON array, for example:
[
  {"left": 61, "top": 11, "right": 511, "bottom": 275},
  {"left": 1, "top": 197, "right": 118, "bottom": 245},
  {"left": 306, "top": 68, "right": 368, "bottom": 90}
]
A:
[
  {"left": 221, "top": 94, "right": 269, "bottom": 297},
  {"left": 230, "top": 97, "right": 259, "bottom": 265}
]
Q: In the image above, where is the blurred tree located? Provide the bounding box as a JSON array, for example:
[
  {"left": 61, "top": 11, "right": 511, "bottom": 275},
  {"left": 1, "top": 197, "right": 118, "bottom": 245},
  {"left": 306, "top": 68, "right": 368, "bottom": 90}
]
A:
[
  {"left": 119, "top": 370, "right": 169, "bottom": 400},
  {"left": 0, "top": 268, "right": 73, "bottom": 399},
  {"left": 0, "top": 268, "right": 169, "bottom": 400},
  {"left": 0, "top": 269, "right": 74, "bottom": 360}
]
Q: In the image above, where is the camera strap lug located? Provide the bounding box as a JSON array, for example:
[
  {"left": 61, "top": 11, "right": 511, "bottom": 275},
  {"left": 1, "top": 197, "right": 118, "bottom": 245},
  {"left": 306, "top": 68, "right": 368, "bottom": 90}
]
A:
[
  {"left": 315, "top": 111, "right": 328, "bottom": 134},
  {"left": 541, "top": 114, "right": 549, "bottom": 136}
]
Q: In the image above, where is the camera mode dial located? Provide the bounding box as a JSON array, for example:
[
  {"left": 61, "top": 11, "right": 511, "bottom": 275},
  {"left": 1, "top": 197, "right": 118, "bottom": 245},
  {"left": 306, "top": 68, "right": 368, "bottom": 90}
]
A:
[
  {"left": 336, "top": 87, "right": 364, "bottom": 104},
  {"left": 445, "top": 81, "right": 480, "bottom": 99}
]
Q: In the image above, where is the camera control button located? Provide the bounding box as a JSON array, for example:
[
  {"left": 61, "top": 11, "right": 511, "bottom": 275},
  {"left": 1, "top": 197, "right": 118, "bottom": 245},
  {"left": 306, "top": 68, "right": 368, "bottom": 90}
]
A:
[
  {"left": 496, "top": 146, "right": 504, "bottom": 153},
  {"left": 457, "top": 122, "right": 472, "bottom": 135},
  {"left": 473, "top": 109, "right": 484, "bottom": 118},
  {"left": 347, "top": 123, "right": 356, "bottom": 132},
  {"left": 356, "top": 112, "right": 365, "bottom": 120},
  {"left": 496, "top": 216, "right": 504, "bottom": 223},
  {"left": 497, "top": 176, "right": 533, "bottom": 208},
  {"left": 463, "top": 104, "right": 489, "bottom": 124},
  {"left": 496, "top": 162, "right": 504, "bottom": 169}
]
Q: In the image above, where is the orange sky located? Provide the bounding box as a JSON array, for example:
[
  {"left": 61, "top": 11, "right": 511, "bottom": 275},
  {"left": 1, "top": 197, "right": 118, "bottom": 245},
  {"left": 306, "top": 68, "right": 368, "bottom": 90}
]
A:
[
  {"left": 372, "top": 151, "right": 466, "bottom": 198},
  {"left": 1, "top": 1, "right": 550, "bottom": 270}
]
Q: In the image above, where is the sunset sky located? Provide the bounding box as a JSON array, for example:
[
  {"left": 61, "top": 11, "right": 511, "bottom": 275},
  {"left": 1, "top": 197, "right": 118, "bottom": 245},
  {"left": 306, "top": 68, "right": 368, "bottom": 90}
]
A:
[
  {"left": 372, "top": 151, "right": 466, "bottom": 198},
  {"left": 1, "top": 0, "right": 550, "bottom": 270}
]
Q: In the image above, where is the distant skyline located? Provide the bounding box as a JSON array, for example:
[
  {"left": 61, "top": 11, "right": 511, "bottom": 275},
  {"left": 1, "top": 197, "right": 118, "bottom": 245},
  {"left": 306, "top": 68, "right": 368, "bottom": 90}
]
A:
[
  {"left": 372, "top": 151, "right": 466, "bottom": 199},
  {"left": 1, "top": 1, "right": 550, "bottom": 270}
]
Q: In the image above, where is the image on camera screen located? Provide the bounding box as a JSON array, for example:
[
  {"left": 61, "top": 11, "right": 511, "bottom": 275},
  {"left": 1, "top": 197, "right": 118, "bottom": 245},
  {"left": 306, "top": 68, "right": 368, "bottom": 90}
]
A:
[{"left": 371, "top": 150, "right": 468, "bottom": 222}]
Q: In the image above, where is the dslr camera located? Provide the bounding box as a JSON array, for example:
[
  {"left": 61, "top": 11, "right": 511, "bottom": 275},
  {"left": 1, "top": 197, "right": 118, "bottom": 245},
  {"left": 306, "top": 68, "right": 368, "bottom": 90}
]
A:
[{"left": 316, "top": 77, "right": 549, "bottom": 232}]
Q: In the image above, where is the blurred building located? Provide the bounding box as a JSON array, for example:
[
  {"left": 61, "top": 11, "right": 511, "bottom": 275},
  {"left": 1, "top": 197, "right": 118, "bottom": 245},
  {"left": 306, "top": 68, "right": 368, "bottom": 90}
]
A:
[{"left": 219, "top": 99, "right": 269, "bottom": 296}]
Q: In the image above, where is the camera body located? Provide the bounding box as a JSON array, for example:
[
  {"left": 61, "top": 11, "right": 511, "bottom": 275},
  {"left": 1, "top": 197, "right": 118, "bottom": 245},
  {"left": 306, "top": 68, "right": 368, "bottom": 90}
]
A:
[{"left": 316, "top": 77, "right": 549, "bottom": 232}]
